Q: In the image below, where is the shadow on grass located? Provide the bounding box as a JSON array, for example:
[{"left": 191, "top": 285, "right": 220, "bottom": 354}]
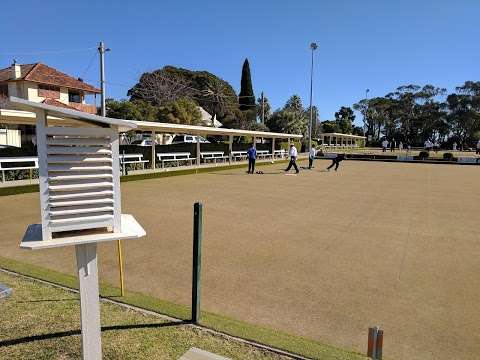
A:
[
  {"left": 0, "top": 320, "right": 188, "bottom": 347},
  {"left": 210, "top": 171, "right": 285, "bottom": 176},
  {"left": 16, "top": 298, "right": 78, "bottom": 304}
]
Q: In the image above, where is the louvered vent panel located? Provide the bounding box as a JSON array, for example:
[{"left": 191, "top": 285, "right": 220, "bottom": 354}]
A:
[{"left": 45, "top": 127, "right": 115, "bottom": 234}]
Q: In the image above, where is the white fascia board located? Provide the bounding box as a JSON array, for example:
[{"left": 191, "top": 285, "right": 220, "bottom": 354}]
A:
[{"left": 8, "top": 97, "right": 137, "bottom": 132}]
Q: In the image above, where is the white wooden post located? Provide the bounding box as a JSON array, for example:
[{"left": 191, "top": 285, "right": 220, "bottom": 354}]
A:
[
  {"left": 151, "top": 131, "right": 156, "bottom": 170},
  {"left": 253, "top": 136, "right": 257, "bottom": 148},
  {"left": 228, "top": 135, "right": 233, "bottom": 164},
  {"left": 76, "top": 243, "right": 102, "bottom": 360}
]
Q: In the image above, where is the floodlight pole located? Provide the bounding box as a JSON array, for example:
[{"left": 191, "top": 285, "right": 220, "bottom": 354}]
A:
[{"left": 308, "top": 42, "right": 318, "bottom": 152}]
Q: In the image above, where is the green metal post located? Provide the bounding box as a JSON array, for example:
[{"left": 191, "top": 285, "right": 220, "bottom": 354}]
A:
[{"left": 192, "top": 202, "right": 203, "bottom": 323}]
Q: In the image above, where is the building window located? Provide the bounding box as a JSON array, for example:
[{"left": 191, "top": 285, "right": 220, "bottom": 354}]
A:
[
  {"left": 68, "top": 91, "right": 82, "bottom": 103},
  {"left": 38, "top": 84, "right": 60, "bottom": 99},
  {"left": 0, "top": 84, "right": 8, "bottom": 98}
]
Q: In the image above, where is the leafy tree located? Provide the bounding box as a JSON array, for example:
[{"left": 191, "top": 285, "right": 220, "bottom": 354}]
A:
[
  {"left": 446, "top": 82, "right": 480, "bottom": 147},
  {"left": 266, "top": 109, "right": 307, "bottom": 135},
  {"left": 106, "top": 99, "right": 159, "bottom": 121},
  {"left": 320, "top": 120, "right": 339, "bottom": 133},
  {"left": 334, "top": 106, "right": 355, "bottom": 133},
  {"left": 306, "top": 105, "right": 320, "bottom": 138},
  {"left": 256, "top": 94, "right": 271, "bottom": 122},
  {"left": 352, "top": 126, "right": 365, "bottom": 136},
  {"left": 128, "top": 66, "right": 238, "bottom": 121},
  {"left": 157, "top": 98, "right": 202, "bottom": 125},
  {"left": 284, "top": 95, "right": 304, "bottom": 113},
  {"left": 239, "top": 58, "right": 255, "bottom": 122}
]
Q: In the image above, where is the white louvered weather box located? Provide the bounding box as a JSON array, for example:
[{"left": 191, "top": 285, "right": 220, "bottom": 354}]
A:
[
  {"left": 41, "top": 125, "right": 120, "bottom": 237},
  {"left": 13, "top": 97, "right": 146, "bottom": 360}
]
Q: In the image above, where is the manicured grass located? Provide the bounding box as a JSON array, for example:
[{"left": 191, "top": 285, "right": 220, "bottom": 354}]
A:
[
  {"left": 0, "top": 256, "right": 365, "bottom": 360},
  {"left": 0, "top": 270, "right": 290, "bottom": 360}
]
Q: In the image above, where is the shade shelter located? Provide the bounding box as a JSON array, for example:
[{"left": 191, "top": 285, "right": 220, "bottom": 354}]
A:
[
  {"left": 318, "top": 132, "right": 366, "bottom": 148},
  {"left": 11, "top": 97, "right": 146, "bottom": 360},
  {"left": 0, "top": 108, "right": 303, "bottom": 171}
]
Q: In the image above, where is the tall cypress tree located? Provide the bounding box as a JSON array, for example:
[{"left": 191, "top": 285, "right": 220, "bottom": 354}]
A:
[{"left": 239, "top": 58, "right": 255, "bottom": 113}]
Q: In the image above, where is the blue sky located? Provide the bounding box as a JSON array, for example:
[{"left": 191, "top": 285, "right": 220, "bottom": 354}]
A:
[{"left": 1, "top": 0, "right": 479, "bottom": 123}]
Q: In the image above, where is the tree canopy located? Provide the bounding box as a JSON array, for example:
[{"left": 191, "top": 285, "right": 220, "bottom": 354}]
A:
[
  {"left": 350, "top": 82, "right": 480, "bottom": 147},
  {"left": 128, "top": 66, "right": 238, "bottom": 121}
]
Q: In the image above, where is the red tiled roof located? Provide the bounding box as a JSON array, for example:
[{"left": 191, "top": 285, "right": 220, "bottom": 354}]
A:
[
  {"left": 0, "top": 63, "right": 100, "bottom": 94},
  {"left": 41, "top": 98, "right": 78, "bottom": 110}
]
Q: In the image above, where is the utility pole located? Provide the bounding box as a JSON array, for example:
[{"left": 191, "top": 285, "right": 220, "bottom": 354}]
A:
[
  {"left": 98, "top": 41, "right": 110, "bottom": 116},
  {"left": 365, "top": 88, "right": 370, "bottom": 145},
  {"left": 261, "top": 91, "right": 265, "bottom": 123},
  {"left": 308, "top": 42, "right": 318, "bottom": 152}
]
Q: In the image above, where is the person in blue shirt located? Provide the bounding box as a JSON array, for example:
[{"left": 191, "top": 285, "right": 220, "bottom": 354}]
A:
[{"left": 246, "top": 143, "right": 256, "bottom": 174}]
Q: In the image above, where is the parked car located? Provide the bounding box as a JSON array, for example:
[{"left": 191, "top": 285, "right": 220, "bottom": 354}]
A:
[
  {"left": 130, "top": 139, "right": 158, "bottom": 146},
  {"left": 0, "top": 144, "right": 20, "bottom": 150},
  {"left": 171, "top": 135, "right": 210, "bottom": 144}
]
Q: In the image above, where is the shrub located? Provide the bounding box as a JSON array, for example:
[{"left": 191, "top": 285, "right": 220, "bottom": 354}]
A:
[
  {"left": 418, "top": 151, "right": 429, "bottom": 160},
  {"left": 443, "top": 152, "right": 454, "bottom": 161}
]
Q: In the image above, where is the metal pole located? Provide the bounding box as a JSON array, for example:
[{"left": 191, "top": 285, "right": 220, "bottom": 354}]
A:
[
  {"left": 103, "top": 43, "right": 125, "bottom": 298},
  {"left": 98, "top": 41, "right": 106, "bottom": 117},
  {"left": 308, "top": 43, "right": 318, "bottom": 152},
  {"left": 261, "top": 91, "right": 265, "bottom": 123},
  {"left": 365, "top": 88, "right": 370, "bottom": 145},
  {"left": 192, "top": 202, "right": 203, "bottom": 323}
]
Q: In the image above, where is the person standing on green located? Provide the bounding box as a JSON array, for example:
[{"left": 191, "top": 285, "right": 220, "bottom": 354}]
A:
[{"left": 246, "top": 143, "right": 256, "bottom": 174}]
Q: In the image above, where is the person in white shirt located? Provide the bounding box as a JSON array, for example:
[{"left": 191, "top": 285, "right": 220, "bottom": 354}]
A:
[
  {"left": 399, "top": 141, "right": 403, "bottom": 151},
  {"left": 285, "top": 144, "right": 299, "bottom": 173},
  {"left": 381, "top": 139, "right": 389, "bottom": 152},
  {"left": 308, "top": 147, "right": 316, "bottom": 169}
]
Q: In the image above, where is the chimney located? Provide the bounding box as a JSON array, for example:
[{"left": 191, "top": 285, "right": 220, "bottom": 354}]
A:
[{"left": 11, "top": 60, "right": 21, "bottom": 80}]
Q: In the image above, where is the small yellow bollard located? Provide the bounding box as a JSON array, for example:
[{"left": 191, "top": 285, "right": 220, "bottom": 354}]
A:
[{"left": 117, "top": 240, "right": 125, "bottom": 296}]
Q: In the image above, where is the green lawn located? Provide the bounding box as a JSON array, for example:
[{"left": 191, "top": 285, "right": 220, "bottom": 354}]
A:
[
  {"left": 0, "top": 271, "right": 291, "bottom": 360},
  {"left": 0, "top": 257, "right": 365, "bottom": 360}
]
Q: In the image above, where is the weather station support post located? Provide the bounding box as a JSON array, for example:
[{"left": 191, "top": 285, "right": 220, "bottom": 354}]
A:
[
  {"left": 75, "top": 243, "right": 102, "bottom": 360},
  {"left": 192, "top": 202, "right": 203, "bottom": 323}
]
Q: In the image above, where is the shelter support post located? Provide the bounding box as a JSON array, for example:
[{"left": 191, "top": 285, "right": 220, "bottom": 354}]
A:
[
  {"left": 151, "top": 131, "right": 156, "bottom": 170},
  {"left": 271, "top": 137, "right": 275, "bottom": 161},
  {"left": 75, "top": 243, "right": 102, "bottom": 360},
  {"left": 228, "top": 135, "right": 233, "bottom": 164},
  {"left": 253, "top": 136, "right": 257, "bottom": 148},
  {"left": 196, "top": 138, "right": 201, "bottom": 169}
]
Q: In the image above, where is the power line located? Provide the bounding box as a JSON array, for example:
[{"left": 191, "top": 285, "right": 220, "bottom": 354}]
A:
[
  {"left": 79, "top": 51, "right": 98, "bottom": 80},
  {"left": 0, "top": 46, "right": 97, "bottom": 56}
]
